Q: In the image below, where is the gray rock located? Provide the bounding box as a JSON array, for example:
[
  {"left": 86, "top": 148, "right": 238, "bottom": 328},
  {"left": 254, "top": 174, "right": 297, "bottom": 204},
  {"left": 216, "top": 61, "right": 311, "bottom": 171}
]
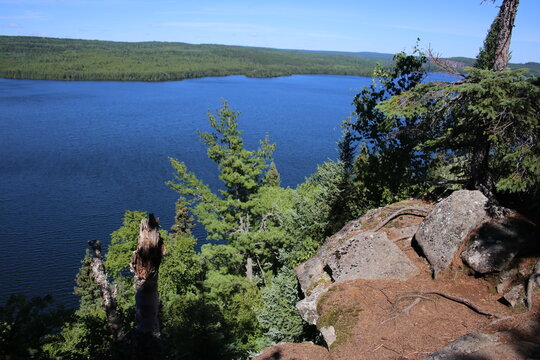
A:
[
  {"left": 296, "top": 286, "right": 329, "bottom": 325},
  {"left": 327, "top": 232, "right": 418, "bottom": 281},
  {"left": 502, "top": 284, "right": 525, "bottom": 307},
  {"left": 319, "top": 326, "right": 336, "bottom": 347},
  {"left": 422, "top": 332, "right": 499, "bottom": 360},
  {"left": 295, "top": 218, "right": 363, "bottom": 294},
  {"left": 415, "top": 190, "right": 488, "bottom": 277},
  {"left": 462, "top": 216, "right": 540, "bottom": 274},
  {"left": 424, "top": 332, "right": 540, "bottom": 360}
]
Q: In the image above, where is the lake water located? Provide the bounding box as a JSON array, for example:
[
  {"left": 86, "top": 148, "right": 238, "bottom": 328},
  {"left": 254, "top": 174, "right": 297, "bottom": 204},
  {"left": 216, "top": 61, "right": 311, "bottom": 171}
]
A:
[{"left": 0, "top": 73, "right": 456, "bottom": 306}]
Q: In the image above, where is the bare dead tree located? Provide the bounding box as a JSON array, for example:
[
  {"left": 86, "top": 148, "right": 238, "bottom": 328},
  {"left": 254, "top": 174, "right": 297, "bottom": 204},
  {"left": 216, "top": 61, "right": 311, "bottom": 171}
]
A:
[
  {"left": 130, "top": 214, "right": 166, "bottom": 360},
  {"left": 88, "top": 240, "right": 130, "bottom": 360}
]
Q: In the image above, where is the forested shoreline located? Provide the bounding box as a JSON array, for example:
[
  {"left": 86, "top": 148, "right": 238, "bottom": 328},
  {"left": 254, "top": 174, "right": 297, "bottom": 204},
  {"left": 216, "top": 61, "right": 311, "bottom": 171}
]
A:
[
  {"left": 2, "top": 36, "right": 538, "bottom": 82},
  {"left": 1, "top": 1, "right": 540, "bottom": 358},
  {"left": 0, "top": 36, "right": 387, "bottom": 81}
]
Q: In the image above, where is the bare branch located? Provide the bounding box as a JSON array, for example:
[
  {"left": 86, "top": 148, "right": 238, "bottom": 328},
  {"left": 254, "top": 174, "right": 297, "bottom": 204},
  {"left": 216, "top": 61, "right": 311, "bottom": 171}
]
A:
[{"left": 426, "top": 47, "right": 462, "bottom": 76}]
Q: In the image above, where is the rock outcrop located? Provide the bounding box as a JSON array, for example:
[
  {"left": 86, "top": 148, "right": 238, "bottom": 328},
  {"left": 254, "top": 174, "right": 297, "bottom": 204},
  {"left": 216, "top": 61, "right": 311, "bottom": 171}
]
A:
[
  {"left": 255, "top": 194, "right": 540, "bottom": 360},
  {"left": 326, "top": 231, "right": 418, "bottom": 282},
  {"left": 415, "top": 190, "right": 488, "bottom": 277},
  {"left": 296, "top": 286, "right": 330, "bottom": 325},
  {"left": 461, "top": 215, "right": 540, "bottom": 274},
  {"left": 294, "top": 200, "right": 429, "bottom": 344}
]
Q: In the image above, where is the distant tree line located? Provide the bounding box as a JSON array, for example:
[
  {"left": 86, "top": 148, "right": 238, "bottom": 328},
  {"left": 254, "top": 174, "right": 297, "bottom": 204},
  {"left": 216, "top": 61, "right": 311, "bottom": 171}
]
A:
[
  {"left": 1, "top": 36, "right": 537, "bottom": 82},
  {"left": 0, "top": 36, "right": 388, "bottom": 81}
]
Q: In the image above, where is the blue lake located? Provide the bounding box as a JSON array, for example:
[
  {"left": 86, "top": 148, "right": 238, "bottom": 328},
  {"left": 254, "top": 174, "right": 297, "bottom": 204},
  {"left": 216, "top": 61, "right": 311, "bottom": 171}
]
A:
[{"left": 0, "top": 73, "right": 456, "bottom": 306}]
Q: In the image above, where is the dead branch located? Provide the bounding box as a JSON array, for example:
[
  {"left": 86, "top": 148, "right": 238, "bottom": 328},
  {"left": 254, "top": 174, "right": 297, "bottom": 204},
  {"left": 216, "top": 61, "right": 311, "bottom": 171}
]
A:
[
  {"left": 426, "top": 47, "right": 462, "bottom": 76},
  {"left": 370, "top": 206, "right": 430, "bottom": 233},
  {"left": 254, "top": 254, "right": 267, "bottom": 286},
  {"left": 88, "top": 240, "right": 129, "bottom": 359},
  {"left": 404, "top": 290, "right": 503, "bottom": 318}
]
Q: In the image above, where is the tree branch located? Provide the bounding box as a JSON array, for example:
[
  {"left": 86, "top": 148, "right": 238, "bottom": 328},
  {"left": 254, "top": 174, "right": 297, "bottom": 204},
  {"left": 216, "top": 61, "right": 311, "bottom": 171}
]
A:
[{"left": 88, "top": 240, "right": 129, "bottom": 359}]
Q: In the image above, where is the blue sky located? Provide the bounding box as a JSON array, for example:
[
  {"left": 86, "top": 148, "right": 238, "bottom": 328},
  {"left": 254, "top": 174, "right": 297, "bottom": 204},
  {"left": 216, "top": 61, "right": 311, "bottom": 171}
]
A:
[{"left": 1, "top": 0, "right": 539, "bottom": 63}]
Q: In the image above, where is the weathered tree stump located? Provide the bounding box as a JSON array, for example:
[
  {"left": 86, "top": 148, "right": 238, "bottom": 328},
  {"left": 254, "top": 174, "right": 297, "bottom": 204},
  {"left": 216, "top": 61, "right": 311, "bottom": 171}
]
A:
[{"left": 130, "top": 214, "right": 166, "bottom": 360}]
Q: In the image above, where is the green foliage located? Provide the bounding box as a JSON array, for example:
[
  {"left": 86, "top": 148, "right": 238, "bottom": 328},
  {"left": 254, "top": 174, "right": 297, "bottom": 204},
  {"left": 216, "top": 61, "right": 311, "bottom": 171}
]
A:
[
  {"left": 0, "top": 36, "right": 389, "bottom": 81},
  {"left": 475, "top": 14, "right": 500, "bottom": 70},
  {"left": 263, "top": 161, "right": 281, "bottom": 187},
  {"left": 256, "top": 268, "right": 305, "bottom": 347},
  {"left": 171, "top": 197, "right": 194, "bottom": 235},
  {"left": 378, "top": 68, "right": 540, "bottom": 194},
  {"left": 105, "top": 210, "right": 147, "bottom": 278},
  {"left": 45, "top": 253, "right": 118, "bottom": 360},
  {"left": 339, "top": 49, "right": 432, "bottom": 213},
  {"left": 168, "top": 102, "right": 276, "bottom": 261},
  {"left": 0, "top": 295, "right": 68, "bottom": 360}
]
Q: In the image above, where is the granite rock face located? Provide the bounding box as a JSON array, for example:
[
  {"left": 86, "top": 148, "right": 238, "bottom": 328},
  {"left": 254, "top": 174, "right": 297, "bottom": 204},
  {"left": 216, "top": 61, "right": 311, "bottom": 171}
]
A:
[
  {"left": 326, "top": 232, "right": 418, "bottom": 282},
  {"left": 415, "top": 190, "right": 488, "bottom": 277},
  {"left": 295, "top": 218, "right": 364, "bottom": 294},
  {"left": 461, "top": 216, "right": 540, "bottom": 274}
]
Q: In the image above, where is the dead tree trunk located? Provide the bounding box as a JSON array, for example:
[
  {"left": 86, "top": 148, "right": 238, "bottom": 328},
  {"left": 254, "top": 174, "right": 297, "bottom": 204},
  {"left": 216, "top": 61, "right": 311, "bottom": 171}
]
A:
[
  {"left": 129, "top": 214, "right": 166, "bottom": 360},
  {"left": 88, "top": 240, "right": 130, "bottom": 360},
  {"left": 493, "top": 0, "right": 520, "bottom": 71}
]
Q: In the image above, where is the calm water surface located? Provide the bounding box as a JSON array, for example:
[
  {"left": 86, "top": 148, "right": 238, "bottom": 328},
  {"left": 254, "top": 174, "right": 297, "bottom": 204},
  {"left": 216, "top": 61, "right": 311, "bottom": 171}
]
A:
[{"left": 0, "top": 73, "right": 456, "bottom": 306}]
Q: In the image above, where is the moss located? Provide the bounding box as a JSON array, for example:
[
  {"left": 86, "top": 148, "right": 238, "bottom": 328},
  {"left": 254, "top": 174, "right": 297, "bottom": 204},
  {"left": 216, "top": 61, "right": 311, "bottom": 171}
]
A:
[
  {"left": 317, "top": 304, "right": 363, "bottom": 347},
  {"left": 305, "top": 276, "right": 332, "bottom": 297}
]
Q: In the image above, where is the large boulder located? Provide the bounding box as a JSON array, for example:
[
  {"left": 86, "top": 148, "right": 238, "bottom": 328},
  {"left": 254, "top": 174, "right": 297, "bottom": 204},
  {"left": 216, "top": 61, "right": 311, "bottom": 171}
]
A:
[
  {"left": 415, "top": 190, "right": 489, "bottom": 277},
  {"left": 422, "top": 332, "right": 540, "bottom": 360},
  {"left": 295, "top": 202, "right": 426, "bottom": 326},
  {"left": 326, "top": 231, "right": 418, "bottom": 282},
  {"left": 461, "top": 216, "right": 540, "bottom": 274},
  {"left": 295, "top": 218, "right": 363, "bottom": 294},
  {"left": 422, "top": 333, "right": 499, "bottom": 360}
]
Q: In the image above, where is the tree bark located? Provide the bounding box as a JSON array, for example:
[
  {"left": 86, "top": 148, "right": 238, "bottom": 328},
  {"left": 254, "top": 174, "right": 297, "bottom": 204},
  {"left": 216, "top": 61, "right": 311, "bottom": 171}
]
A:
[
  {"left": 129, "top": 214, "right": 166, "bottom": 360},
  {"left": 467, "top": 128, "right": 491, "bottom": 191},
  {"left": 88, "top": 240, "right": 130, "bottom": 360},
  {"left": 493, "top": 0, "right": 520, "bottom": 71}
]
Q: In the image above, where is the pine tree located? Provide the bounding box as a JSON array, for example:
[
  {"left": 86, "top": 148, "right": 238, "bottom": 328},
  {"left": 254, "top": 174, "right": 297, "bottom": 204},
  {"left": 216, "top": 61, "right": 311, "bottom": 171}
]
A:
[
  {"left": 171, "top": 197, "right": 194, "bottom": 235},
  {"left": 262, "top": 162, "right": 281, "bottom": 187}
]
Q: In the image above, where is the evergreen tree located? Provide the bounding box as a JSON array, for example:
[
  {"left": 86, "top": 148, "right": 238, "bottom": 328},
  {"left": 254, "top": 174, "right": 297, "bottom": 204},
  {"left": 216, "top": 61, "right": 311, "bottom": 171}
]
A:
[
  {"left": 168, "top": 101, "right": 275, "bottom": 243},
  {"left": 475, "top": 14, "right": 500, "bottom": 70},
  {"left": 171, "top": 197, "right": 194, "bottom": 235},
  {"left": 262, "top": 161, "right": 281, "bottom": 187},
  {"left": 378, "top": 68, "right": 540, "bottom": 195},
  {"left": 341, "top": 49, "right": 432, "bottom": 210}
]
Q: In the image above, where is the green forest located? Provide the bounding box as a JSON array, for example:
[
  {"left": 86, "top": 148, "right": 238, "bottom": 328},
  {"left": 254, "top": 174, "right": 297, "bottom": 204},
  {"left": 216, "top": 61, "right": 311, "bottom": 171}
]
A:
[
  {"left": 1, "top": 35, "right": 538, "bottom": 82},
  {"left": 1, "top": 1, "right": 539, "bottom": 359},
  {"left": 0, "top": 36, "right": 388, "bottom": 81}
]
